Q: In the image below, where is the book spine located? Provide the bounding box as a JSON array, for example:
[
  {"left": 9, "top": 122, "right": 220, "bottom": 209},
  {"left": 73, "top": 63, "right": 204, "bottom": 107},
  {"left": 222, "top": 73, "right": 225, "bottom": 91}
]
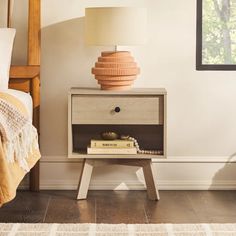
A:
[
  {"left": 87, "top": 147, "right": 137, "bottom": 155},
  {"left": 90, "top": 141, "right": 134, "bottom": 148}
]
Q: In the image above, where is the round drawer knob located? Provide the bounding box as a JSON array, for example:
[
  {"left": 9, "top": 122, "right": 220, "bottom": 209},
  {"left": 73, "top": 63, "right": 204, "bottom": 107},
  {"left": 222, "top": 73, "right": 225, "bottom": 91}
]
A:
[{"left": 114, "top": 107, "right": 121, "bottom": 113}]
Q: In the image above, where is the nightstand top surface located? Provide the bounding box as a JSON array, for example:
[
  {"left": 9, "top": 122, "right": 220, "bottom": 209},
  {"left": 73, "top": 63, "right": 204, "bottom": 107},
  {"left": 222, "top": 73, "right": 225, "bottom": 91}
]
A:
[{"left": 69, "top": 87, "right": 167, "bottom": 95}]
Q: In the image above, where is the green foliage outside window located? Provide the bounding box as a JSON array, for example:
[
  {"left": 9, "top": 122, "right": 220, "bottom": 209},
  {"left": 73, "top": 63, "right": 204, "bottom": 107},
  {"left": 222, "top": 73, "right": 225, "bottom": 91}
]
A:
[{"left": 203, "top": 0, "right": 236, "bottom": 64}]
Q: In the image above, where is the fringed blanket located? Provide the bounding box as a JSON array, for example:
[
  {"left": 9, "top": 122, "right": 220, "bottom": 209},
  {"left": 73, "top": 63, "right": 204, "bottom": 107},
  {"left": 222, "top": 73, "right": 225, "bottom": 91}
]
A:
[{"left": 0, "top": 92, "right": 40, "bottom": 206}]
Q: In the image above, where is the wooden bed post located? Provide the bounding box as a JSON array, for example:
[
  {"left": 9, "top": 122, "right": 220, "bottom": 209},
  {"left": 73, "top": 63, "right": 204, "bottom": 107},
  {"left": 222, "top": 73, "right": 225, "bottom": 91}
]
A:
[
  {"left": 8, "top": 0, "right": 41, "bottom": 191},
  {"left": 7, "top": 0, "right": 13, "bottom": 28},
  {"left": 28, "top": 0, "right": 41, "bottom": 192}
]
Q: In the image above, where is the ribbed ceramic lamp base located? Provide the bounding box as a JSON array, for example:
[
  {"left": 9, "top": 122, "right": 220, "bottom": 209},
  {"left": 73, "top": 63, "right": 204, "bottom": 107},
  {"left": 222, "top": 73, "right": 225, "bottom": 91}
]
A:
[{"left": 92, "top": 51, "right": 140, "bottom": 90}]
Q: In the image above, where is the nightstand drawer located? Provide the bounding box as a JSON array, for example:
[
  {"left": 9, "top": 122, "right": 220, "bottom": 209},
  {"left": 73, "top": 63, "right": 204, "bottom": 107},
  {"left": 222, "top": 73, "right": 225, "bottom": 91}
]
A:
[{"left": 71, "top": 95, "right": 163, "bottom": 124}]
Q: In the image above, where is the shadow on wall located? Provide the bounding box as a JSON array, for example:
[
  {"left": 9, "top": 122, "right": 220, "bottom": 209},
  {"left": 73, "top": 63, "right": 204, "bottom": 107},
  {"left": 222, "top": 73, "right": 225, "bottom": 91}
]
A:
[
  {"left": 210, "top": 153, "right": 236, "bottom": 190},
  {"left": 40, "top": 17, "right": 109, "bottom": 156}
]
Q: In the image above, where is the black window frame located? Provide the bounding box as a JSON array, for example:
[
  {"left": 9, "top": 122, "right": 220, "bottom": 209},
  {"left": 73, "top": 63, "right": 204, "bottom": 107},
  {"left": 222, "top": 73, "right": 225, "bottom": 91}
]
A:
[{"left": 196, "top": 0, "right": 236, "bottom": 71}]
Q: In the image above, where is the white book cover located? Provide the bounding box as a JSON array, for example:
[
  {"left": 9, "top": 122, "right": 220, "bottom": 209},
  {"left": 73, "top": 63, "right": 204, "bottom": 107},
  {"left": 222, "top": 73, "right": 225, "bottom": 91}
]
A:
[{"left": 87, "top": 147, "right": 137, "bottom": 155}]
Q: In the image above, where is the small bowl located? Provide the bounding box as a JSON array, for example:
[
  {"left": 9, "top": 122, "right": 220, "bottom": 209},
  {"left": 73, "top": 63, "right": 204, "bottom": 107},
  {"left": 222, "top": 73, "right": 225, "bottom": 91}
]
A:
[{"left": 101, "top": 132, "right": 119, "bottom": 140}]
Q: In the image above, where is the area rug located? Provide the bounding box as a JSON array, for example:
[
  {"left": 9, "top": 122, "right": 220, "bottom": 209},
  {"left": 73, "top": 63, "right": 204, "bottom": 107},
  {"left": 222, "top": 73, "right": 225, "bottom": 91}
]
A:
[{"left": 1, "top": 223, "right": 236, "bottom": 235}]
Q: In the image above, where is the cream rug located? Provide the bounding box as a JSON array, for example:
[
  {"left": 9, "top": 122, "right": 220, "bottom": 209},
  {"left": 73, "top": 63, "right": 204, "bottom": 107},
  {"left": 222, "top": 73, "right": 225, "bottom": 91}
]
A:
[{"left": 1, "top": 223, "right": 236, "bottom": 235}]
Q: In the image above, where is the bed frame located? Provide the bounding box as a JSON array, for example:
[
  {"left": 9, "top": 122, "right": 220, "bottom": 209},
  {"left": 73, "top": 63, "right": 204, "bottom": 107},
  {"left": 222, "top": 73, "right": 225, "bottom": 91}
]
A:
[{"left": 7, "top": 0, "right": 40, "bottom": 191}]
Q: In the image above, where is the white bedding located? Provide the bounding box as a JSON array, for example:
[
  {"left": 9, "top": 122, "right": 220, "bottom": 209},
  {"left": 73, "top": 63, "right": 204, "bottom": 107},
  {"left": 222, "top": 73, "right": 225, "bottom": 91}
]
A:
[{"left": 0, "top": 89, "right": 33, "bottom": 119}]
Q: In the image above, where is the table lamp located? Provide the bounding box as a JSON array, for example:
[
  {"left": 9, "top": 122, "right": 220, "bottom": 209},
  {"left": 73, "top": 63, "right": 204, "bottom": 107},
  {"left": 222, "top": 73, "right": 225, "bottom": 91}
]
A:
[{"left": 85, "top": 7, "right": 147, "bottom": 90}]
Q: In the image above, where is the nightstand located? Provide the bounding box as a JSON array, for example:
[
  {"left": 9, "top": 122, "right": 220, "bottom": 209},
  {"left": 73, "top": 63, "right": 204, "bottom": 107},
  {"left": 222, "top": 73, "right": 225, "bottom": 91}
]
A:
[{"left": 68, "top": 88, "right": 167, "bottom": 200}]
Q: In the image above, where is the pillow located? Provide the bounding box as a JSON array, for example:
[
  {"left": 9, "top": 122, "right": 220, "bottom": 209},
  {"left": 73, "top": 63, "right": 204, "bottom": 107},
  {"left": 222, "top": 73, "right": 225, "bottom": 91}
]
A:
[{"left": 0, "top": 28, "right": 16, "bottom": 89}]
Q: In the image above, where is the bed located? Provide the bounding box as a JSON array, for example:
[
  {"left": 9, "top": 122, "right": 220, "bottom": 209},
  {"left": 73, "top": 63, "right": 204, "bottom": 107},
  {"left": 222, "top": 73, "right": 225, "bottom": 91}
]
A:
[{"left": 0, "top": 0, "right": 41, "bottom": 205}]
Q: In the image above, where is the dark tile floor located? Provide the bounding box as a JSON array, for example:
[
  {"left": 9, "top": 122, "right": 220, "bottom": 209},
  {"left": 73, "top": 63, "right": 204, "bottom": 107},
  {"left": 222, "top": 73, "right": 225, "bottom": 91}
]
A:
[{"left": 0, "top": 190, "right": 236, "bottom": 223}]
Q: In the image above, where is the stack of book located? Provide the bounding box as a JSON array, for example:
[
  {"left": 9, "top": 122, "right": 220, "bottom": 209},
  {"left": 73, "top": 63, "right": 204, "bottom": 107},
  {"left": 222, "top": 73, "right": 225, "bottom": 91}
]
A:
[{"left": 87, "top": 139, "right": 137, "bottom": 154}]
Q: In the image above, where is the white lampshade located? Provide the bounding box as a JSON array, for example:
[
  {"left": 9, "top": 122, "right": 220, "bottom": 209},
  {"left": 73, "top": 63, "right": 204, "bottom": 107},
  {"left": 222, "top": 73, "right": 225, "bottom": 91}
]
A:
[{"left": 85, "top": 7, "right": 147, "bottom": 46}]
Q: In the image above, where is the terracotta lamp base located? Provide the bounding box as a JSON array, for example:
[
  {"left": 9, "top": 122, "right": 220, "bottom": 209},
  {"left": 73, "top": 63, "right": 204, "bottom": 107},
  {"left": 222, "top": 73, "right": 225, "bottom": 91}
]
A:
[{"left": 92, "top": 51, "right": 140, "bottom": 90}]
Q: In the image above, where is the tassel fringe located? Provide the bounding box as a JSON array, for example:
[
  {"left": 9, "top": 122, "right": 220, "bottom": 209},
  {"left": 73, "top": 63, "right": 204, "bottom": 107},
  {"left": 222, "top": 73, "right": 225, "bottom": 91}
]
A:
[{"left": 3, "top": 122, "right": 39, "bottom": 172}]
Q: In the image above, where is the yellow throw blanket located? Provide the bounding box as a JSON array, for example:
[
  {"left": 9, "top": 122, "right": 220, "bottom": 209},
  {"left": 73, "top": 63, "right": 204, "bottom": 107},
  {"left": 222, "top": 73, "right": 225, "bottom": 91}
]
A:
[{"left": 0, "top": 92, "right": 41, "bottom": 206}]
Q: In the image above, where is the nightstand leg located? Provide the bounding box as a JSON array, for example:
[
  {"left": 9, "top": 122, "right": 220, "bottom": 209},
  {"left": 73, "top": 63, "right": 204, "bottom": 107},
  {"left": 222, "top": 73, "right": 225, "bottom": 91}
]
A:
[
  {"left": 142, "top": 160, "right": 160, "bottom": 200},
  {"left": 77, "top": 159, "right": 94, "bottom": 200}
]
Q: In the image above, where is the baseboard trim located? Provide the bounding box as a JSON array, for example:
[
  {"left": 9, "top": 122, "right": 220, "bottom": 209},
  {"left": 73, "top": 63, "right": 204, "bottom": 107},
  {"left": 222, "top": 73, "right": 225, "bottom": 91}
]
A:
[
  {"left": 20, "top": 180, "right": 236, "bottom": 191},
  {"left": 41, "top": 155, "right": 236, "bottom": 163},
  {"left": 28, "top": 155, "right": 236, "bottom": 191}
]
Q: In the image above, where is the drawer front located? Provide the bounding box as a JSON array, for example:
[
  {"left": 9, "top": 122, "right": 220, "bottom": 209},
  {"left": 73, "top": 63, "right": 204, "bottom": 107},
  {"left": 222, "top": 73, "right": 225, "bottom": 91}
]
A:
[{"left": 72, "top": 95, "right": 163, "bottom": 124}]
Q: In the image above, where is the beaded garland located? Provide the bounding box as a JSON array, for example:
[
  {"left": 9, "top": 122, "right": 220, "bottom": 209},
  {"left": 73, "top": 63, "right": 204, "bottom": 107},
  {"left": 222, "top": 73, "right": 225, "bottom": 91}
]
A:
[{"left": 120, "top": 135, "right": 163, "bottom": 155}]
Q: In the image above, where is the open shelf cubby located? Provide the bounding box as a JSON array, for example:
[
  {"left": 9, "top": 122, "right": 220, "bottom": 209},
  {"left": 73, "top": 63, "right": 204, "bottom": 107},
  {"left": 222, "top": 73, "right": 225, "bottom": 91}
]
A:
[{"left": 71, "top": 124, "right": 164, "bottom": 159}]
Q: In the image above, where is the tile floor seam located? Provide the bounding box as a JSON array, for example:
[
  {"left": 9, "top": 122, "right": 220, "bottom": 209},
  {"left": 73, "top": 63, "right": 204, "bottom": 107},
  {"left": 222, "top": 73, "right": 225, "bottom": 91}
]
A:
[
  {"left": 185, "top": 191, "right": 205, "bottom": 223},
  {"left": 143, "top": 204, "right": 149, "bottom": 224},
  {"left": 43, "top": 196, "right": 51, "bottom": 223},
  {"left": 94, "top": 198, "right": 97, "bottom": 223}
]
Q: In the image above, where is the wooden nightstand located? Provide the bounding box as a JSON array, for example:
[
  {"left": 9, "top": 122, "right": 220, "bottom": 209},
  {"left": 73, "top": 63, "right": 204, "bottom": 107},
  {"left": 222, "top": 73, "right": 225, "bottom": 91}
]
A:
[{"left": 68, "top": 88, "right": 167, "bottom": 200}]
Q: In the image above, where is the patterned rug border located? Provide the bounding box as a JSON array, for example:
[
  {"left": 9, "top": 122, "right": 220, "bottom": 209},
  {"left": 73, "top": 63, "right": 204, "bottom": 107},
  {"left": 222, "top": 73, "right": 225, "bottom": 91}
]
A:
[{"left": 1, "top": 223, "right": 236, "bottom": 235}]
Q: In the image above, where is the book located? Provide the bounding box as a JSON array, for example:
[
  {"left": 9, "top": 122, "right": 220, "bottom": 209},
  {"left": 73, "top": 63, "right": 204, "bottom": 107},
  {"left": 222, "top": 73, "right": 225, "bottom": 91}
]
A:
[
  {"left": 90, "top": 139, "right": 134, "bottom": 148},
  {"left": 87, "top": 146, "right": 137, "bottom": 155}
]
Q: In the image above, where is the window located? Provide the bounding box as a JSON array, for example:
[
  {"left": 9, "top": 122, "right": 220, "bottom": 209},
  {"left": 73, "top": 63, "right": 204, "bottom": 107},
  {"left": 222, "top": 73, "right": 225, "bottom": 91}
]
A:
[{"left": 196, "top": 0, "right": 236, "bottom": 70}]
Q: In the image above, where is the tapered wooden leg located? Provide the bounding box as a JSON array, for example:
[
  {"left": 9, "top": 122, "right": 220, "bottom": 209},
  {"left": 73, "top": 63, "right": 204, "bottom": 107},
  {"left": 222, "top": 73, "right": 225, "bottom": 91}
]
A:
[
  {"left": 30, "top": 161, "right": 40, "bottom": 191},
  {"left": 142, "top": 160, "right": 160, "bottom": 200},
  {"left": 77, "top": 159, "right": 94, "bottom": 200}
]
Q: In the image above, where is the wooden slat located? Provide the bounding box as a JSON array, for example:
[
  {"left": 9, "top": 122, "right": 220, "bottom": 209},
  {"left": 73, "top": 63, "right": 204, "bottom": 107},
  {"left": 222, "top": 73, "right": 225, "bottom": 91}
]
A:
[
  {"left": 28, "top": 0, "right": 41, "bottom": 192},
  {"left": 10, "top": 65, "right": 40, "bottom": 79},
  {"left": 9, "top": 79, "right": 30, "bottom": 93},
  {"left": 28, "top": 0, "right": 40, "bottom": 65},
  {"left": 31, "top": 76, "right": 40, "bottom": 133},
  {"left": 7, "top": 0, "right": 41, "bottom": 192},
  {"left": 7, "top": 0, "right": 13, "bottom": 28}
]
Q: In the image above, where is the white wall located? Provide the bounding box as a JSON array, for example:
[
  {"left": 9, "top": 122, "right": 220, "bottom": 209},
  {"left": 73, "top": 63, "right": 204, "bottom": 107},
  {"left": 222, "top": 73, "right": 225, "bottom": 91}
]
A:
[{"left": 2, "top": 0, "right": 236, "bottom": 190}]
